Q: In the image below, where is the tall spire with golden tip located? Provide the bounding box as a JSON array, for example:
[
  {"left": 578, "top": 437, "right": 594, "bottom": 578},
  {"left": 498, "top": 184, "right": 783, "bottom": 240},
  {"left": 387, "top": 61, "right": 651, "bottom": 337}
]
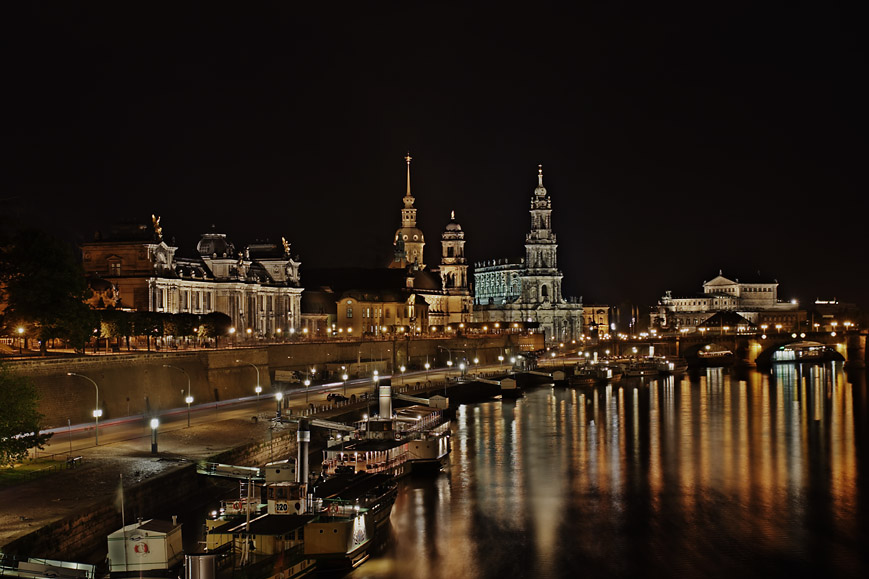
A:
[{"left": 405, "top": 152, "right": 413, "bottom": 198}]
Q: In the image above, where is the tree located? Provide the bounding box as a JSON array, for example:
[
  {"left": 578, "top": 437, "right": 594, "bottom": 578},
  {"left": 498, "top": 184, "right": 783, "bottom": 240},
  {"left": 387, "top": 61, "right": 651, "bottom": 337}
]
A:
[
  {"left": 0, "top": 230, "right": 94, "bottom": 354},
  {"left": 0, "top": 364, "right": 52, "bottom": 466},
  {"left": 100, "top": 309, "right": 134, "bottom": 350},
  {"left": 201, "top": 311, "right": 232, "bottom": 344}
]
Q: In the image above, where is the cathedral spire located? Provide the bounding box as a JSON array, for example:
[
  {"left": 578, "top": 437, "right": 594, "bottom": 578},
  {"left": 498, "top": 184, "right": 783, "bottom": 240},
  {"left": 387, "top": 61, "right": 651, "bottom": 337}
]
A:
[
  {"left": 538, "top": 164, "right": 544, "bottom": 187},
  {"left": 405, "top": 152, "right": 413, "bottom": 198}
]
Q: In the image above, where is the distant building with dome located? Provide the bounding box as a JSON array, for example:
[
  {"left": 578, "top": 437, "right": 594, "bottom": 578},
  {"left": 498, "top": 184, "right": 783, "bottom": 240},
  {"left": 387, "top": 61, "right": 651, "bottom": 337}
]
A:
[
  {"left": 389, "top": 153, "right": 426, "bottom": 270},
  {"left": 80, "top": 219, "right": 303, "bottom": 337},
  {"left": 303, "top": 154, "right": 472, "bottom": 335},
  {"left": 473, "top": 166, "right": 584, "bottom": 344}
]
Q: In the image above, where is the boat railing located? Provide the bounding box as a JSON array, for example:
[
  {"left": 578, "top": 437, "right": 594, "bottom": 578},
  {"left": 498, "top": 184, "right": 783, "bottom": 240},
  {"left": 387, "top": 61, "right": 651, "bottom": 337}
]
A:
[{"left": 231, "top": 543, "right": 306, "bottom": 579}]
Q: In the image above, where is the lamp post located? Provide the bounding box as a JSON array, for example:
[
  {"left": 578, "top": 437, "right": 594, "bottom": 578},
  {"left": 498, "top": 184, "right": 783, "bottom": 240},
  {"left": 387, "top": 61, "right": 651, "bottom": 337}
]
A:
[
  {"left": 17, "top": 326, "right": 24, "bottom": 355},
  {"left": 304, "top": 379, "right": 311, "bottom": 404},
  {"left": 275, "top": 391, "right": 283, "bottom": 420},
  {"left": 163, "top": 365, "right": 192, "bottom": 428},
  {"left": 150, "top": 418, "right": 159, "bottom": 453},
  {"left": 447, "top": 360, "right": 453, "bottom": 377},
  {"left": 185, "top": 394, "right": 194, "bottom": 427},
  {"left": 424, "top": 361, "right": 430, "bottom": 381},
  {"left": 399, "top": 365, "right": 406, "bottom": 386},
  {"left": 236, "top": 360, "right": 261, "bottom": 399},
  {"left": 342, "top": 373, "right": 349, "bottom": 397},
  {"left": 255, "top": 384, "right": 263, "bottom": 411},
  {"left": 67, "top": 373, "right": 101, "bottom": 446},
  {"left": 498, "top": 355, "right": 504, "bottom": 370}
]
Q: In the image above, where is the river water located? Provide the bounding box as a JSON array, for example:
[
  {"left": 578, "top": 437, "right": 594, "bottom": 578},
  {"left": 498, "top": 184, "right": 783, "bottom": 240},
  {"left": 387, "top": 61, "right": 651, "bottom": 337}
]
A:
[{"left": 348, "top": 364, "right": 868, "bottom": 579}]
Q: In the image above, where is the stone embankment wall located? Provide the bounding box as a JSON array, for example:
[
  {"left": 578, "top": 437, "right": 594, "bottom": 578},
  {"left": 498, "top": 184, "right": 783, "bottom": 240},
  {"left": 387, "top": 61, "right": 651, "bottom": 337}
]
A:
[
  {"left": 3, "top": 410, "right": 358, "bottom": 561},
  {"left": 2, "top": 463, "right": 205, "bottom": 561},
  {"left": 7, "top": 336, "right": 517, "bottom": 428}
]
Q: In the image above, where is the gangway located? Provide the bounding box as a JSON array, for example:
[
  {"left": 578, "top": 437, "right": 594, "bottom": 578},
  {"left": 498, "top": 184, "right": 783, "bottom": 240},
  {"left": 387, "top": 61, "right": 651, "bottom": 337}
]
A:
[
  {"left": 473, "top": 377, "right": 501, "bottom": 386},
  {"left": 395, "top": 393, "right": 434, "bottom": 405},
  {"left": 309, "top": 418, "right": 357, "bottom": 433},
  {"left": 197, "top": 462, "right": 264, "bottom": 481}
]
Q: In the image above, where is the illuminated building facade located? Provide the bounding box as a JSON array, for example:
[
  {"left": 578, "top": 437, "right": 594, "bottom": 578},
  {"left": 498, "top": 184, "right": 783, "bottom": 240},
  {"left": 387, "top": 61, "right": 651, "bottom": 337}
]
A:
[
  {"left": 81, "top": 219, "right": 303, "bottom": 337},
  {"left": 652, "top": 272, "right": 803, "bottom": 332},
  {"left": 473, "top": 166, "right": 584, "bottom": 343}
]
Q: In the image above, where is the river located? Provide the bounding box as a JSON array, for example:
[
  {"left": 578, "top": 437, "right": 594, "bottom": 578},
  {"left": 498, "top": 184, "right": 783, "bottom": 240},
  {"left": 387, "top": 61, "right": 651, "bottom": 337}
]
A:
[{"left": 348, "top": 364, "right": 868, "bottom": 578}]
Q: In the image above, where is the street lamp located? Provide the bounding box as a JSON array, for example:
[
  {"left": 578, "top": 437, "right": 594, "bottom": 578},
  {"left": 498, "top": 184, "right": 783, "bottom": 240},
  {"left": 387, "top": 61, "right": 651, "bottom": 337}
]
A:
[
  {"left": 236, "top": 360, "right": 261, "bottom": 397},
  {"left": 150, "top": 418, "right": 159, "bottom": 453},
  {"left": 304, "top": 379, "right": 311, "bottom": 404},
  {"left": 163, "top": 365, "right": 192, "bottom": 428},
  {"left": 255, "top": 384, "right": 263, "bottom": 411},
  {"left": 399, "top": 365, "right": 406, "bottom": 385},
  {"left": 275, "top": 391, "right": 283, "bottom": 419},
  {"left": 498, "top": 355, "right": 504, "bottom": 369},
  {"left": 342, "top": 373, "right": 349, "bottom": 397},
  {"left": 447, "top": 360, "right": 453, "bottom": 377},
  {"left": 424, "top": 361, "right": 430, "bottom": 381},
  {"left": 17, "top": 326, "right": 24, "bottom": 355},
  {"left": 68, "top": 373, "right": 101, "bottom": 446},
  {"left": 185, "top": 395, "right": 194, "bottom": 427}
]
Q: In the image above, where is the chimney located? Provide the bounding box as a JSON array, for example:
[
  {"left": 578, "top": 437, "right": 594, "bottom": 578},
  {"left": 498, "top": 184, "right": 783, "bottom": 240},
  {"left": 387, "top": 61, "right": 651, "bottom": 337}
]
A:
[{"left": 296, "top": 419, "right": 310, "bottom": 484}]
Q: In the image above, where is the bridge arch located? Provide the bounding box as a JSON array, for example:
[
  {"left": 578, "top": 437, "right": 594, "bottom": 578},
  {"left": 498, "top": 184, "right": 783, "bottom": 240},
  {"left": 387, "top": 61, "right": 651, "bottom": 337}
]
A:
[{"left": 755, "top": 340, "right": 845, "bottom": 367}]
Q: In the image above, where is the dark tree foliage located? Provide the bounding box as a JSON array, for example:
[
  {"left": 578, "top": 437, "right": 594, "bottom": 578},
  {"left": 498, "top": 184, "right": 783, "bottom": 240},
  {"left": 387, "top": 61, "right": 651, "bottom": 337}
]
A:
[
  {"left": 0, "top": 230, "right": 95, "bottom": 353},
  {"left": 0, "top": 364, "right": 52, "bottom": 466},
  {"left": 164, "top": 313, "right": 198, "bottom": 338},
  {"left": 201, "top": 311, "right": 232, "bottom": 340}
]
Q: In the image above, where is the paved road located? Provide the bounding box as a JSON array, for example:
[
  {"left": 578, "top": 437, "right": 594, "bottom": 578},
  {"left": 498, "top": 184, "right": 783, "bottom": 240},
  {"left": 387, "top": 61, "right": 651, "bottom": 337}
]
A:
[{"left": 35, "top": 366, "right": 492, "bottom": 459}]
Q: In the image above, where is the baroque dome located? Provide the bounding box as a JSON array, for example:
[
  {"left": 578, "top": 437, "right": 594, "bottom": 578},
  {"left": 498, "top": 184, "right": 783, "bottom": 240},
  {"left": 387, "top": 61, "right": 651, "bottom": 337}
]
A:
[{"left": 197, "top": 232, "right": 234, "bottom": 257}]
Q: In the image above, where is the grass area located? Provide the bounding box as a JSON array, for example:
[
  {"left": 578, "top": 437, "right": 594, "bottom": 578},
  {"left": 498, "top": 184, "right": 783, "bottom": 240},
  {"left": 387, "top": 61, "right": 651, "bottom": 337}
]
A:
[{"left": 0, "top": 457, "right": 67, "bottom": 489}]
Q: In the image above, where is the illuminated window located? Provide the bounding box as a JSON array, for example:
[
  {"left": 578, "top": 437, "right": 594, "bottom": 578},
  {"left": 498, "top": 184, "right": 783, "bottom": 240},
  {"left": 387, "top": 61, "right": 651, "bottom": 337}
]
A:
[{"left": 346, "top": 307, "right": 353, "bottom": 318}]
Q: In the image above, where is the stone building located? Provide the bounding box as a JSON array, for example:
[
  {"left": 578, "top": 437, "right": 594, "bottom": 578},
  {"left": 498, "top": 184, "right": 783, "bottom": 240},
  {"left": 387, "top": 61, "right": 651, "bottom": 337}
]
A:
[
  {"left": 651, "top": 272, "right": 804, "bottom": 333},
  {"left": 473, "top": 166, "right": 584, "bottom": 343},
  {"left": 81, "top": 218, "right": 303, "bottom": 337}
]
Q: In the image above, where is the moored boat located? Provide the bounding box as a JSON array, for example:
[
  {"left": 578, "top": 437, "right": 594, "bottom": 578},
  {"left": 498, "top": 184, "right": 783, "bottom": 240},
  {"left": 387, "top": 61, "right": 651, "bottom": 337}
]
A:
[
  {"left": 320, "top": 382, "right": 451, "bottom": 478},
  {"left": 567, "top": 365, "right": 621, "bottom": 387}
]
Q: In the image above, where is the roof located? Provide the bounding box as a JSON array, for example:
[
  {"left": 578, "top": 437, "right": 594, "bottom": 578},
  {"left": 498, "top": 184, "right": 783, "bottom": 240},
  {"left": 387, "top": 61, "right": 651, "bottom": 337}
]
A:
[
  {"left": 313, "top": 472, "right": 395, "bottom": 501},
  {"left": 705, "top": 271, "right": 778, "bottom": 285},
  {"left": 305, "top": 268, "right": 410, "bottom": 292},
  {"left": 699, "top": 311, "right": 756, "bottom": 327},
  {"left": 139, "top": 519, "right": 179, "bottom": 534},
  {"left": 331, "top": 438, "right": 406, "bottom": 453},
  {"left": 300, "top": 289, "right": 338, "bottom": 315}
]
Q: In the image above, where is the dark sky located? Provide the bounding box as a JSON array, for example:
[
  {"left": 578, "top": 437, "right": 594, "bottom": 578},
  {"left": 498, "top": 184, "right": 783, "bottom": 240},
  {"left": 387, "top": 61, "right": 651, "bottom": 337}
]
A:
[{"left": 6, "top": 2, "right": 867, "bottom": 308}]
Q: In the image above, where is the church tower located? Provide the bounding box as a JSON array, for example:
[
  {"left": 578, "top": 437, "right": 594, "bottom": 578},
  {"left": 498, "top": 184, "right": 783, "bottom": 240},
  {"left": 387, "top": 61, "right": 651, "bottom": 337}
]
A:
[
  {"left": 522, "top": 165, "right": 563, "bottom": 303},
  {"left": 440, "top": 210, "right": 473, "bottom": 323},
  {"left": 389, "top": 153, "right": 426, "bottom": 269},
  {"left": 440, "top": 210, "right": 469, "bottom": 293}
]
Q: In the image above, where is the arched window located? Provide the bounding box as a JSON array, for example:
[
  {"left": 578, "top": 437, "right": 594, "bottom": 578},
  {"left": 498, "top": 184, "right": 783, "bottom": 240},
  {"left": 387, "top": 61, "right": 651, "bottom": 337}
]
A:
[{"left": 541, "top": 285, "right": 549, "bottom": 299}]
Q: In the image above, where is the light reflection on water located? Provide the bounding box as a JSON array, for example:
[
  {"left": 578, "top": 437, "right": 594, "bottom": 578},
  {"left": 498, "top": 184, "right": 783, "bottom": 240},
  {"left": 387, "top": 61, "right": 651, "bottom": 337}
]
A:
[{"left": 349, "top": 365, "right": 868, "bottom": 579}]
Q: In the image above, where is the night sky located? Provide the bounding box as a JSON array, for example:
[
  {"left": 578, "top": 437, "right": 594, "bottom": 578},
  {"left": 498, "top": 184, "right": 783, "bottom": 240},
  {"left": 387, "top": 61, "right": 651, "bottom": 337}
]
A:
[{"left": 6, "top": 3, "right": 867, "bottom": 308}]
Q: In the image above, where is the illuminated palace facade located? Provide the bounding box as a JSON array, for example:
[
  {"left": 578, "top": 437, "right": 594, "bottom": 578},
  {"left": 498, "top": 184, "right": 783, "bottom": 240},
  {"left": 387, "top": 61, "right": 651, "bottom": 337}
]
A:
[
  {"left": 473, "top": 166, "right": 584, "bottom": 344},
  {"left": 651, "top": 272, "right": 804, "bottom": 333},
  {"left": 81, "top": 219, "right": 303, "bottom": 337}
]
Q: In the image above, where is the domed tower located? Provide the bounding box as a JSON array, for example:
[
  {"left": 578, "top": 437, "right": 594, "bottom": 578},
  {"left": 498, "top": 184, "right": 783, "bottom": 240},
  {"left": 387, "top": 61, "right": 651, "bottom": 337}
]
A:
[
  {"left": 389, "top": 153, "right": 425, "bottom": 269},
  {"left": 440, "top": 210, "right": 468, "bottom": 293},
  {"left": 440, "top": 210, "right": 472, "bottom": 323}
]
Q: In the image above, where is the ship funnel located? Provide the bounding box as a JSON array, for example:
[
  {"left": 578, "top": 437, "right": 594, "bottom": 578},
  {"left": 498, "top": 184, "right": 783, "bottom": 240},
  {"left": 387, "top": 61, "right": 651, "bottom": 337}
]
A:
[
  {"left": 379, "top": 383, "right": 392, "bottom": 417},
  {"left": 297, "top": 418, "right": 310, "bottom": 483}
]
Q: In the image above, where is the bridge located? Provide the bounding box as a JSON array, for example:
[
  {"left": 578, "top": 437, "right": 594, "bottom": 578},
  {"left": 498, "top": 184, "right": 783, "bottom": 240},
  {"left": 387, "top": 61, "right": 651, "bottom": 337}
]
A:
[{"left": 580, "top": 330, "right": 867, "bottom": 368}]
